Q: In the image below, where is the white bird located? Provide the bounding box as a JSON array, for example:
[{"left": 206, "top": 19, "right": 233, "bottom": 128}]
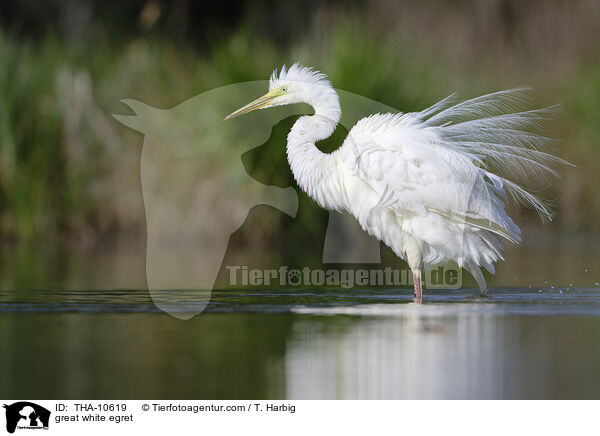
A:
[{"left": 225, "top": 63, "right": 567, "bottom": 300}]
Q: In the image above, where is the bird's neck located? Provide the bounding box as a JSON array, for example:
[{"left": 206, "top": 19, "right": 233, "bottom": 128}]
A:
[{"left": 287, "top": 86, "right": 343, "bottom": 210}]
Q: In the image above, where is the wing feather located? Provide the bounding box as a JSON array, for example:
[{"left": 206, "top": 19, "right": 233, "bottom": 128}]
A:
[{"left": 341, "top": 88, "right": 568, "bottom": 243}]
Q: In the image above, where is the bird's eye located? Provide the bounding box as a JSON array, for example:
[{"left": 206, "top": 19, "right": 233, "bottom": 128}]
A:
[{"left": 282, "top": 87, "right": 288, "bottom": 92}]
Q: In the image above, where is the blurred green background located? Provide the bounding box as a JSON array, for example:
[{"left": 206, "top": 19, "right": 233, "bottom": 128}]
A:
[{"left": 1, "top": 0, "right": 599, "bottom": 289}]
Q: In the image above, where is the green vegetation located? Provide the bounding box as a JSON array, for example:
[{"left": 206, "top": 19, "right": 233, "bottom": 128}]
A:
[{"left": 1, "top": 4, "right": 599, "bottom": 247}]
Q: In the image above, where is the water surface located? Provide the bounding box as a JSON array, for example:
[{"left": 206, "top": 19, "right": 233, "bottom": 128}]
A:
[{"left": 1, "top": 287, "right": 599, "bottom": 399}]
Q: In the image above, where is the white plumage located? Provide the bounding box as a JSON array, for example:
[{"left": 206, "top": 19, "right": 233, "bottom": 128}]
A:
[{"left": 226, "top": 63, "right": 568, "bottom": 299}]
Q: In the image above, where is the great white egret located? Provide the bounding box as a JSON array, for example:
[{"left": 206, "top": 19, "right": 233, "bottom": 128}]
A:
[{"left": 225, "top": 63, "right": 567, "bottom": 300}]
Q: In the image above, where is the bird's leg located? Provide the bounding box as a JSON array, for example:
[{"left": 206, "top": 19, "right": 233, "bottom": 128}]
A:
[
  {"left": 413, "top": 269, "right": 423, "bottom": 302},
  {"left": 405, "top": 237, "right": 424, "bottom": 303}
]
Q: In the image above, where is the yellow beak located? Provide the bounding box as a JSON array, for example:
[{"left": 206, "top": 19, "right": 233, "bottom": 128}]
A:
[{"left": 224, "top": 89, "right": 284, "bottom": 120}]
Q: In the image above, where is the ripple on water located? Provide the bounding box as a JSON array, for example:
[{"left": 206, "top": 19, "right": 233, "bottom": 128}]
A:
[{"left": 0, "top": 287, "right": 599, "bottom": 316}]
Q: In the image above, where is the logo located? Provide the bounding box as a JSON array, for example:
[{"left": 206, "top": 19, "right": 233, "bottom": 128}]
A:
[
  {"left": 113, "top": 82, "right": 467, "bottom": 318},
  {"left": 3, "top": 402, "right": 50, "bottom": 434}
]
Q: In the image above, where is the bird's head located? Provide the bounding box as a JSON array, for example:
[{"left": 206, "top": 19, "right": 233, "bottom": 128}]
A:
[{"left": 225, "top": 63, "right": 333, "bottom": 120}]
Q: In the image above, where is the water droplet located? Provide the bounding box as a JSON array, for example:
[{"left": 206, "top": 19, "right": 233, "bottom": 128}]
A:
[
  {"left": 585, "top": 268, "right": 589, "bottom": 272},
  {"left": 570, "top": 283, "right": 574, "bottom": 287},
  {"left": 559, "top": 290, "right": 564, "bottom": 294},
  {"left": 528, "top": 285, "right": 533, "bottom": 289},
  {"left": 595, "top": 282, "right": 599, "bottom": 286}
]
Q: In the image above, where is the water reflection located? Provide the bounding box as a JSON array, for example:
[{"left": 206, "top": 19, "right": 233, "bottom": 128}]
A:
[
  {"left": 287, "top": 305, "right": 518, "bottom": 399},
  {"left": 1, "top": 289, "right": 599, "bottom": 399},
  {"left": 285, "top": 303, "right": 600, "bottom": 399}
]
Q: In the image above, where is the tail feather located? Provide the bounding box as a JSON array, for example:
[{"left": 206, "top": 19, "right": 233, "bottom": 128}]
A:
[
  {"left": 419, "top": 88, "right": 570, "bottom": 223},
  {"left": 432, "top": 209, "right": 521, "bottom": 244},
  {"left": 425, "top": 87, "right": 534, "bottom": 125},
  {"left": 465, "top": 261, "right": 487, "bottom": 291},
  {"left": 413, "top": 88, "right": 570, "bottom": 288}
]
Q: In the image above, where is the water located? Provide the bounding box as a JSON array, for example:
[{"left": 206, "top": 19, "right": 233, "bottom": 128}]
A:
[{"left": 1, "top": 287, "right": 599, "bottom": 399}]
